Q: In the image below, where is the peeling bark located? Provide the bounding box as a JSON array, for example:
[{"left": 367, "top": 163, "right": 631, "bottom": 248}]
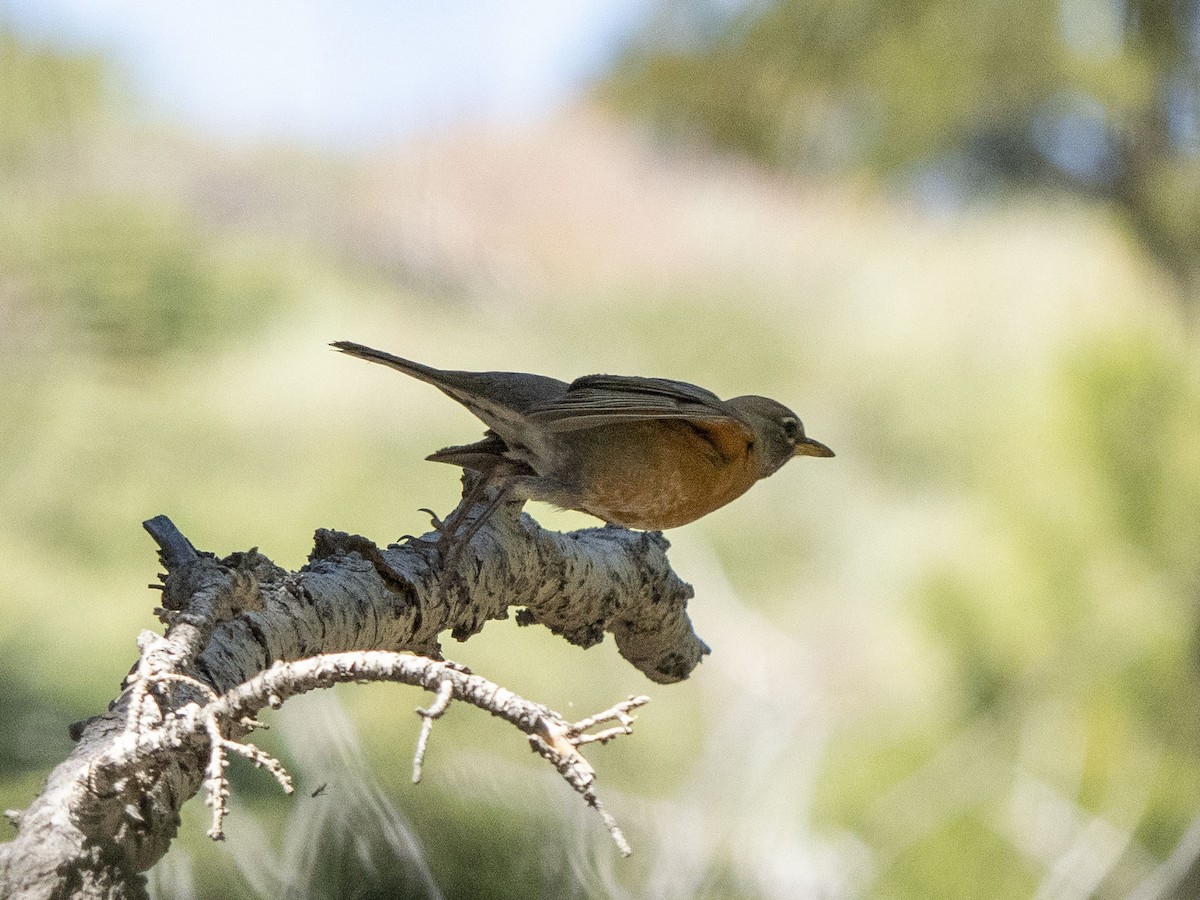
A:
[{"left": 0, "top": 495, "right": 706, "bottom": 899}]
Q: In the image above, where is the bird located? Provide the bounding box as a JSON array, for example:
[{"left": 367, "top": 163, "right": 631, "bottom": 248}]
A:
[{"left": 331, "top": 341, "right": 833, "bottom": 534}]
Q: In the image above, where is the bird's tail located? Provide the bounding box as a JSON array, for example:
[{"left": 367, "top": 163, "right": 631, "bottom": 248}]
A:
[{"left": 329, "top": 341, "right": 446, "bottom": 385}]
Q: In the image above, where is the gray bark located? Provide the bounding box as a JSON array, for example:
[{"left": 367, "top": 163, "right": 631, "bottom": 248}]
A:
[{"left": 0, "top": 495, "right": 706, "bottom": 899}]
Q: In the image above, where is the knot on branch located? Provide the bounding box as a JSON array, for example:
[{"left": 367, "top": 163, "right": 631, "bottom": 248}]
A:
[
  {"left": 310, "top": 529, "right": 422, "bottom": 591},
  {"left": 513, "top": 524, "right": 708, "bottom": 683}
]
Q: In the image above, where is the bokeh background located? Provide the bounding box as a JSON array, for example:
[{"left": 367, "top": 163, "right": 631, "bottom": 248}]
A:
[{"left": 2, "top": 2, "right": 1199, "bottom": 898}]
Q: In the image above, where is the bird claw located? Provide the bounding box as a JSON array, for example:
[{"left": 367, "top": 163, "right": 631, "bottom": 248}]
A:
[
  {"left": 418, "top": 508, "right": 448, "bottom": 532},
  {"left": 404, "top": 507, "right": 462, "bottom": 567},
  {"left": 398, "top": 533, "right": 441, "bottom": 553},
  {"left": 427, "top": 481, "right": 516, "bottom": 602}
]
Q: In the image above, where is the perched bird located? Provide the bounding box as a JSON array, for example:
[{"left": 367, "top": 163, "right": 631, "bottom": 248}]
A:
[{"left": 332, "top": 341, "right": 832, "bottom": 530}]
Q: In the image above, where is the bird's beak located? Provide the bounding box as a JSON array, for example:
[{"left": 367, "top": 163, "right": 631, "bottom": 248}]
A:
[{"left": 794, "top": 436, "right": 835, "bottom": 458}]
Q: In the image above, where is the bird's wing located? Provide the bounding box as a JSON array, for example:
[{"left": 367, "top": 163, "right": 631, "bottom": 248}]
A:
[{"left": 525, "top": 374, "right": 753, "bottom": 436}]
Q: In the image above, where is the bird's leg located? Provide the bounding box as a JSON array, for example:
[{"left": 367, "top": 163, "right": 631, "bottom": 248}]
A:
[
  {"left": 436, "top": 472, "right": 492, "bottom": 556},
  {"left": 402, "top": 471, "right": 517, "bottom": 606},
  {"left": 438, "top": 476, "right": 514, "bottom": 588},
  {"left": 447, "top": 479, "right": 514, "bottom": 558},
  {"left": 399, "top": 471, "right": 490, "bottom": 555}
]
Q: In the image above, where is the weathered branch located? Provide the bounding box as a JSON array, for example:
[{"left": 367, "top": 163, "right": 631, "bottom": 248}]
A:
[{"left": 0, "top": 493, "right": 706, "bottom": 899}]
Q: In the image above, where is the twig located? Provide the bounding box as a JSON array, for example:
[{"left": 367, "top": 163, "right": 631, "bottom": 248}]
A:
[
  {"left": 522, "top": 697, "right": 649, "bottom": 856},
  {"left": 142, "top": 515, "right": 199, "bottom": 570},
  {"left": 95, "top": 652, "right": 648, "bottom": 853},
  {"left": 412, "top": 678, "right": 454, "bottom": 784},
  {"left": 570, "top": 696, "right": 649, "bottom": 745}
]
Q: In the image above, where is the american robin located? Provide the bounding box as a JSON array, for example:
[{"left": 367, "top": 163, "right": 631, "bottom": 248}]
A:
[{"left": 332, "top": 341, "right": 833, "bottom": 531}]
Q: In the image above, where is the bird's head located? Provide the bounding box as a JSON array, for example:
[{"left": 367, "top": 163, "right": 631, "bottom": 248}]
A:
[{"left": 727, "top": 395, "right": 834, "bottom": 478}]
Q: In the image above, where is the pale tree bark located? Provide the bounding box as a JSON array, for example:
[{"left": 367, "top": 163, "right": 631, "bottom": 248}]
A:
[{"left": 0, "top": 490, "right": 708, "bottom": 900}]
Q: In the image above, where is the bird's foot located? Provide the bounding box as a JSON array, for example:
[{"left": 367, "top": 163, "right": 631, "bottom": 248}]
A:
[
  {"left": 399, "top": 506, "right": 468, "bottom": 564},
  {"left": 434, "top": 481, "right": 515, "bottom": 604},
  {"left": 397, "top": 533, "right": 441, "bottom": 553},
  {"left": 418, "top": 507, "right": 450, "bottom": 533}
]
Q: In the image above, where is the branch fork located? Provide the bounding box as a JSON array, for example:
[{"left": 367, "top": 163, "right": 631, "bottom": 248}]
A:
[
  {"left": 124, "top": 651, "right": 649, "bottom": 855},
  {"left": 0, "top": 501, "right": 705, "bottom": 897}
]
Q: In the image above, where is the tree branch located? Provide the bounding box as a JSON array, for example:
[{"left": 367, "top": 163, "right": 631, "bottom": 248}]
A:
[{"left": 0, "top": 493, "right": 706, "bottom": 899}]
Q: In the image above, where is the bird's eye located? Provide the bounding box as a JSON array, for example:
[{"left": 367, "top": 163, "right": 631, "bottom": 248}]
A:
[{"left": 781, "top": 417, "right": 801, "bottom": 440}]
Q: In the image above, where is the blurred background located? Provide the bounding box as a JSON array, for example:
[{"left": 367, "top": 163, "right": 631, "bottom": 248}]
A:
[{"left": 1, "top": 1, "right": 1198, "bottom": 897}]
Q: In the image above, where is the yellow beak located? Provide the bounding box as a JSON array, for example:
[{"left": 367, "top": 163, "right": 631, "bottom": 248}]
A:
[{"left": 794, "top": 436, "right": 834, "bottom": 458}]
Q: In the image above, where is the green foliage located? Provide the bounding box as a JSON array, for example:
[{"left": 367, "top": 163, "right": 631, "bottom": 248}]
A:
[
  {"left": 1065, "top": 334, "right": 1200, "bottom": 576},
  {"left": 890, "top": 815, "right": 1040, "bottom": 900},
  {"left": 0, "top": 29, "right": 106, "bottom": 166},
  {"left": 1, "top": 195, "right": 289, "bottom": 356},
  {"left": 3, "top": 18, "right": 1200, "bottom": 899},
  {"left": 918, "top": 569, "right": 1014, "bottom": 714},
  {"left": 607, "top": 0, "right": 1200, "bottom": 287},
  {"left": 0, "top": 29, "right": 295, "bottom": 358},
  {"left": 877, "top": 325, "right": 1200, "bottom": 896},
  {"left": 0, "top": 664, "right": 79, "bottom": 779}
]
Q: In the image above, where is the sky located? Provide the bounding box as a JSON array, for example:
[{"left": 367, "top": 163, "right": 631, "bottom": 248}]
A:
[{"left": 1, "top": 0, "right": 654, "bottom": 147}]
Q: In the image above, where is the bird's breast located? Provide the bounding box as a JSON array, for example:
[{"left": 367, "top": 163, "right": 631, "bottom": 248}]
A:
[{"left": 560, "top": 420, "right": 758, "bottom": 529}]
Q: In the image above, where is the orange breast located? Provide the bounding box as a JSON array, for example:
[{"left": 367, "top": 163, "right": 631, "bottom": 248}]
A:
[{"left": 564, "top": 420, "right": 758, "bottom": 529}]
